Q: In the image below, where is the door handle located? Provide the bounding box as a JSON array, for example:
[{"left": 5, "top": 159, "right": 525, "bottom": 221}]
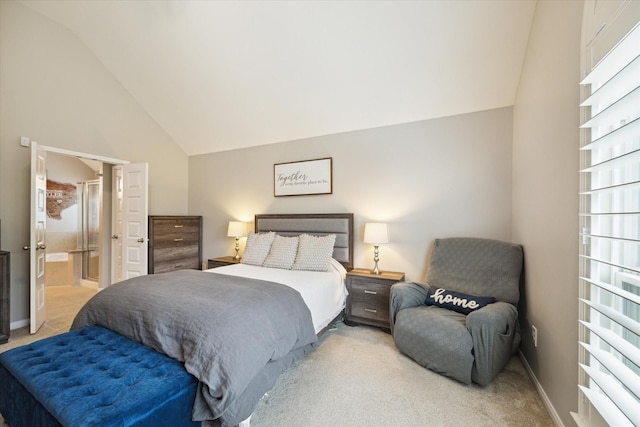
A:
[
  {"left": 37, "top": 244, "right": 47, "bottom": 250},
  {"left": 137, "top": 238, "right": 145, "bottom": 243},
  {"left": 23, "top": 245, "right": 30, "bottom": 250},
  {"left": 112, "top": 235, "right": 119, "bottom": 240}
]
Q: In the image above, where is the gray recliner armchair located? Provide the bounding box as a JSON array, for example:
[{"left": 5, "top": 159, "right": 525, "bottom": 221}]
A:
[{"left": 390, "top": 237, "right": 523, "bottom": 386}]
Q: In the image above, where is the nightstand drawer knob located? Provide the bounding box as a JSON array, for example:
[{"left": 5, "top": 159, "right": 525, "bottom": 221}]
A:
[
  {"left": 174, "top": 238, "right": 184, "bottom": 242},
  {"left": 364, "top": 290, "right": 377, "bottom": 295},
  {"left": 364, "top": 308, "right": 377, "bottom": 313}
]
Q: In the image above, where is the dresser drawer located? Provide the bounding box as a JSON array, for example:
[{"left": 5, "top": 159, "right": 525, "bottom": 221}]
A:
[
  {"left": 151, "top": 220, "right": 201, "bottom": 248},
  {"left": 153, "top": 246, "right": 200, "bottom": 263},
  {"left": 153, "top": 257, "right": 200, "bottom": 274}
]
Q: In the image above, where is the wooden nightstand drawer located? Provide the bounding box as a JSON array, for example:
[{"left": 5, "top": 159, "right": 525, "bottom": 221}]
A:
[
  {"left": 207, "top": 256, "right": 241, "bottom": 269},
  {"left": 345, "top": 268, "right": 405, "bottom": 332},
  {"left": 348, "top": 279, "right": 391, "bottom": 323},
  {"left": 153, "top": 257, "right": 201, "bottom": 274}
]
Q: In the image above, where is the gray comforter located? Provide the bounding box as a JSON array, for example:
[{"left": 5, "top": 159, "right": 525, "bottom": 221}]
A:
[{"left": 71, "top": 269, "right": 317, "bottom": 426}]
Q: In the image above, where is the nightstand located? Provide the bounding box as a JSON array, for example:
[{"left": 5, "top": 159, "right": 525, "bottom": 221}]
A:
[
  {"left": 345, "top": 268, "right": 405, "bottom": 332},
  {"left": 207, "top": 256, "right": 241, "bottom": 269}
]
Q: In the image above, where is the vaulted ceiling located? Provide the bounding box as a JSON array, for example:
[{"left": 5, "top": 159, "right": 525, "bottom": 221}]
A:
[{"left": 21, "top": 0, "right": 537, "bottom": 156}]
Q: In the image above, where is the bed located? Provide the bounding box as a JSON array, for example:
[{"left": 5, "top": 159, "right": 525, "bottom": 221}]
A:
[{"left": 0, "top": 213, "right": 354, "bottom": 427}]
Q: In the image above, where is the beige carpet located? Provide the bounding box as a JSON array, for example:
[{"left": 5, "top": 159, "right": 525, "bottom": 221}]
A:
[
  {"left": 1, "top": 288, "right": 553, "bottom": 427},
  {"left": 251, "top": 322, "right": 553, "bottom": 427}
]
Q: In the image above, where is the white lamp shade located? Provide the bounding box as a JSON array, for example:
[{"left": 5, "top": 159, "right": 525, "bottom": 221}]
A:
[
  {"left": 227, "top": 221, "right": 247, "bottom": 237},
  {"left": 364, "top": 223, "right": 389, "bottom": 245}
]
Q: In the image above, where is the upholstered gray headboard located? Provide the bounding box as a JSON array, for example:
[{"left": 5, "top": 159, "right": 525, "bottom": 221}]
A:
[{"left": 254, "top": 213, "right": 354, "bottom": 271}]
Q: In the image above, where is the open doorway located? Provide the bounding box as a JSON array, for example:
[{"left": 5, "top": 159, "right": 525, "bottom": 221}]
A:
[{"left": 45, "top": 153, "right": 102, "bottom": 290}]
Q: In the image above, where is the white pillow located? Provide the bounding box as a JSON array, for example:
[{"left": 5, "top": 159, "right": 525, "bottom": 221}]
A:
[
  {"left": 292, "top": 233, "right": 336, "bottom": 272},
  {"left": 241, "top": 232, "right": 276, "bottom": 266},
  {"left": 263, "top": 235, "right": 299, "bottom": 269}
]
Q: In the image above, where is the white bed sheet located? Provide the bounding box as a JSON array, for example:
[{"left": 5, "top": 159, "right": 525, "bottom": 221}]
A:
[{"left": 205, "top": 259, "right": 348, "bottom": 334}]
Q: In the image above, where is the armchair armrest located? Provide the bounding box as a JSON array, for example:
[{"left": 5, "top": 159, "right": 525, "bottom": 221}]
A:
[
  {"left": 389, "top": 281, "right": 430, "bottom": 333},
  {"left": 466, "top": 301, "right": 519, "bottom": 386}
]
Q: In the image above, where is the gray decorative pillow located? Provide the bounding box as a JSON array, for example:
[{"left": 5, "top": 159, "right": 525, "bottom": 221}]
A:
[
  {"left": 241, "top": 232, "right": 276, "bottom": 266},
  {"left": 292, "top": 233, "right": 336, "bottom": 272},
  {"left": 263, "top": 235, "right": 299, "bottom": 269}
]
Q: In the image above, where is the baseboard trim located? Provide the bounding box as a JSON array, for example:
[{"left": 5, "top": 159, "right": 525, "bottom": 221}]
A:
[
  {"left": 10, "top": 318, "right": 29, "bottom": 331},
  {"left": 518, "top": 350, "right": 565, "bottom": 427}
]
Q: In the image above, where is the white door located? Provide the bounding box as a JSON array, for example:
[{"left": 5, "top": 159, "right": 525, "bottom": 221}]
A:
[
  {"left": 121, "top": 163, "right": 148, "bottom": 279},
  {"left": 30, "top": 142, "right": 47, "bottom": 334}
]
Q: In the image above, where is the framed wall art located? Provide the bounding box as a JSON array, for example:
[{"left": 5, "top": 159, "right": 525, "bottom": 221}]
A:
[{"left": 274, "top": 157, "right": 333, "bottom": 197}]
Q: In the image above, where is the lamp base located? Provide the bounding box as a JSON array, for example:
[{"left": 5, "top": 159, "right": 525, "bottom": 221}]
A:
[
  {"left": 233, "top": 237, "right": 241, "bottom": 260},
  {"left": 371, "top": 245, "right": 381, "bottom": 275}
]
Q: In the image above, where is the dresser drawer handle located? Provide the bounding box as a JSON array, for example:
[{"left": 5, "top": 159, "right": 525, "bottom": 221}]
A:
[
  {"left": 364, "top": 308, "right": 377, "bottom": 313},
  {"left": 174, "top": 225, "right": 184, "bottom": 228},
  {"left": 174, "top": 238, "right": 184, "bottom": 242},
  {"left": 174, "top": 264, "right": 183, "bottom": 269},
  {"left": 363, "top": 290, "right": 377, "bottom": 295}
]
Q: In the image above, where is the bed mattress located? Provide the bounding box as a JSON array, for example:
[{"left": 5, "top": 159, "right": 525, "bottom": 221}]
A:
[{"left": 0, "top": 326, "right": 200, "bottom": 427}]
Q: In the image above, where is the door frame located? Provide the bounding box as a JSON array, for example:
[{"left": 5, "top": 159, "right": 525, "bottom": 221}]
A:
[{"left": 29, "top": 144, "right": 130, "bottom": 333}]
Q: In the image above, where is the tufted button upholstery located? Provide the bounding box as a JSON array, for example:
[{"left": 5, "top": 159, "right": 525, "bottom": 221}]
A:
[{"left": 0, "top": 326, "right": 199, "bottom": 427}]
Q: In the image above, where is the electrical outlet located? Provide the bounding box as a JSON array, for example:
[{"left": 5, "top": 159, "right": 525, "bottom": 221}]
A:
[{"left": 532, "top": 325, "right": 538, "bottom": 347}]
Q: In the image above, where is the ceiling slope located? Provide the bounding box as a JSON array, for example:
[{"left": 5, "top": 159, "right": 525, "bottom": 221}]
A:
[{"left": 21, "top": 0, "right": 536, "bottom": 156}]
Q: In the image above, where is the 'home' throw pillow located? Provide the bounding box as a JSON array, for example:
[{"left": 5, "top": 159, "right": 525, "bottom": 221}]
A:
[{"left": 425, "top": 287, "right": 495, "bottom": 315}]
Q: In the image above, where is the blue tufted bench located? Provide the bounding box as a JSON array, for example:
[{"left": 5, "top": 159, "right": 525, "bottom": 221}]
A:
[{"left": 0, "top": 326, "right": 200, "bottom": 427}]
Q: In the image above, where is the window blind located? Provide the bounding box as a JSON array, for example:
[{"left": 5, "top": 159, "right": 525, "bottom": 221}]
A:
[{"left": 578, "top": 22, "right": 640, "bottom": 427}]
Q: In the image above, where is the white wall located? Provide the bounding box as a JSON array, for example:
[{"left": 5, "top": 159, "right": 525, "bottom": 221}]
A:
[
  {"left": 512, "top": 1, "right": 583, "bottom": 426},
  {"left": 190, "top": 107, "right": 514, "bottom": 282},
  {"left": 0, "top": 1, "right": 190, "bottom": 324}
]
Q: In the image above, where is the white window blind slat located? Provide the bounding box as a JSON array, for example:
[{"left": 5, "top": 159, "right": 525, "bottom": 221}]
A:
[
  {"left": 579, "top": 276, "right": 640, "bottom": 305},
  {"left": 579, "top": 321, "right": 640, "bottom": 368},
  {"left": 580, "top": 342, "right": 640, "bottom": 400},
  {"left": 580, "top": 299, "right": 640, "bottom": 337},
  {"left": 580, "top": 54, "right": 640, "bottom": 110},
  {"left": 580, "top": 149, "right": 640, "bottom": 173},
  {"left": 580, "top": 23, "right": 640, "bottom": 86},
  {"left": 578, "top": 385, "right": 635, "bottom": 427},
  {"left": 579, "top": 255, "right": 640, "bottom": 274},
  {"left": 579, "top": 363, "right": 640, "bottom": 426},
  {"left": 579, "top": 180, "right": 640, "bottom": 195},
  {"left": 580, "top": 117, "right": 640, "bottom": 152},
  {"left": 580, "top": 86, "right": 640, "bottom": 130}
]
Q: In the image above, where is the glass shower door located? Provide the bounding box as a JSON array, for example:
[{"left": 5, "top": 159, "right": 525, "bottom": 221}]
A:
[{"left": 81, "top": 179, "right": 101, "bottom": 282}]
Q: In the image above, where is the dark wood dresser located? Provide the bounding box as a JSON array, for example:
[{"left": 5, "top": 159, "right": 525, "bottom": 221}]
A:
[
  {"left": 148, "top": 216, "right": 202, "bottom": 274},
  {"left": 0, "top": 251, "right": 10, "bottom": 344}
]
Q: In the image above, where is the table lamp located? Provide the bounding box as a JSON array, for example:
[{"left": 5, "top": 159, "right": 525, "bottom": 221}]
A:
[
  {"left": 364, "top": 223, "right": 389, "bottom": 275},
  {"left": 227, "top": 221, "right": 247, "bottom": 260}
]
